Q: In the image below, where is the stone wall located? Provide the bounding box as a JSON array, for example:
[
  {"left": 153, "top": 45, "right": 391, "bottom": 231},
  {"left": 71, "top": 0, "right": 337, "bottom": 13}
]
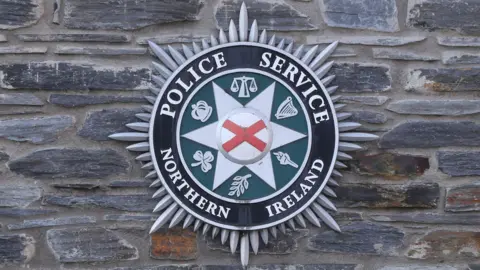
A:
[{"left": 0, "top": 0, "right": 479, "bottom": 269}]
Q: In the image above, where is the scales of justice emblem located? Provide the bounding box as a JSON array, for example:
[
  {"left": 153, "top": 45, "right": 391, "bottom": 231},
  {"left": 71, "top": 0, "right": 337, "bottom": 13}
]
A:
[{"left": 110, "top": 2, "right": 377, "bottom": 265}]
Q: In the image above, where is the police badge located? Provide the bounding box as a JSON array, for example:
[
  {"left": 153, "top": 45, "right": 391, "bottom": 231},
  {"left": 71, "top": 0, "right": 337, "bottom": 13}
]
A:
[{"left": 110, "top": 2, "right": 378, "bottom": 265}]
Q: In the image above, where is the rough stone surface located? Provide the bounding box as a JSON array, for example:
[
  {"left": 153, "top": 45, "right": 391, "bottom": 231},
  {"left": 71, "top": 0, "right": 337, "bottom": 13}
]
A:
[
  {"left": 49, "top": 94, "right": 145, "bottom": 107},
  {"left": 0, "top": 186, "right": 42, "bottom": 208},
  {"left": 379, "top": 121, "right": 480, "bottom": 148},
  {"left": 406, "top": 230, "right": 480, "bottom": 259},
  {"left": 8, "top": 216, "right": 96, "bottom": 230},
  {"left": 78, "top": 108, "right": 143, "bottom": 141},
  {"left": 322, "top": 0, "right": 399, "bottom": 32},
  {"left": 114, "top": 265, "right": 358, "bottom": 270},
  {"left": 378, "top": 266, "right": 459, "bottom": 270},
  {"left": 0, "top": 152, "right": 9, "bottom": 163},
  {"left": 351, "top": 152, "right": 429, "bottom": 179},
  {"left": 0, "top": 208, "right": 57, "bottom": 217},
  {"left": 55, "top": 46, "right": 147, "bottom": 56},
  {"left": 0, "top": 34, "right": 5, "bottom": 42},
  {"left": 330, "top": 63, "right": 391, "bottom": 93},
  {"left": 445, "top": 183, "right": 480, "bottom": 212},
  {"left": 0, "top": 93, "right": 44, "bottom": 106},
  {"left": 47, "top": 227, "right": 138, "bottom": 262},
  {"left": 407, "top": 0, "right": 480, "bottom": 35},
  {"left": 349, "top": 111, "right": 388, "bottom": 124},
  {"left": 0, "top": 46, "right": 47, "bottom": 54},
  {"left": 51, "top": 183, "right": 100, "bottom": 190},
  {"left": 43, "top": 194, "right": 156, "bottom": 212},
  {"left": 442, "top": 51, "right": 480, "bottom": 65},
  {"left": 406, "top": 68, "right": 480, "bottom": 92},
  {"left": 0, "top": 116, "right": 74, "bottom": 144},
  {"left": 373, "top": 48, "right": 439, "bottom": 61},
  {"left": 0, "top": 0, "right": 43, "bottom": 29},
  {"left": 0, "top": 62, "right": 150, "bottom": 91},
  {"left": 336, "top": 183, "right": 439, "bottom": 208},
  {"left": 0, "top": 234, "right": 35, "bottom": 264},
  {"left": 137, "top": 34, "right": 209, "bottom": 45},
  {"left": 215, "top": 0, "right": 316, "bottom": 31},
  {"left": 108, "top": 180, "right": 151, "bottom": 188},
  {"left": 9, "top": 148, "right": 129, "bottom": 179},
  {"left": 150, "top": 227, "right": 198, "bottom": 260},
  {"left": 438, "top": 151, "right": 480, "bottom": 176},
  {"left": 308, "top": 222, "right": 404, "bottom": 255},
  {"left": 387, "top": 100, "right": 480, "bottom": 116},
  {"left": 437, "top": 36, "right": 480, "bottom": 47},
  {"left": 0, "top": 107, "right": 43, "bottom": 116},
  {"left": 104, "top": 214, "right": 157, "bottom": 222},
  {"left": 64, "top": 0, "right": 203, "bottom": 30},
  {"left": 340, "top": 96, "right": 389, "bottom": 106},
  {"left": 306, "top": 36, "right": 426, "bottom": 46},
  {"left": 16, "top": 34, "right": 131, "bottom": 43},
  {"left": 370, "top": 212, "right": 480, "bottom": 225}
]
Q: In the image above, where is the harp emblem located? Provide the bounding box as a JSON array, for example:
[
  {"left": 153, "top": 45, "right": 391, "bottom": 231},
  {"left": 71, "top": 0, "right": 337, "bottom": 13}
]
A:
[{"left": 275, "top": 96, "right": 298, "bottom": 120}]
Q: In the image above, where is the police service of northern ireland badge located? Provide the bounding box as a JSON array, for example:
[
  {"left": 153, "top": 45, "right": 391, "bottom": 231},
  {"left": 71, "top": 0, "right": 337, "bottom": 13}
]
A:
[{"left": 110, "top": 2, "right": 378, "bottom": 265}]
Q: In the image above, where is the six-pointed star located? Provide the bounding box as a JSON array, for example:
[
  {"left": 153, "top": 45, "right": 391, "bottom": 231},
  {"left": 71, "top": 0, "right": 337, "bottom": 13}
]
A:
[{"left": 182, "top": 82, "right": 307, "bottom": 192}]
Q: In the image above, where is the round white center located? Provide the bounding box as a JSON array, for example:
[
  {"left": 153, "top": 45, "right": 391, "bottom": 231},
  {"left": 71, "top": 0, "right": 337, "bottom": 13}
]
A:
[{"left": 216, "top": 108, "right": 273, "bottom": 165}]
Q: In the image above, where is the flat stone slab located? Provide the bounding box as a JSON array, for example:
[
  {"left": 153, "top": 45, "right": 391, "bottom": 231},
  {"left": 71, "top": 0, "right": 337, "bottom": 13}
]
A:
[
  {"left": 7, "top": 216, "right": 96, "bottom": 230},
  {"left": 0, "top": 208, "right": 57, "bottom": 218},
  {"left": 387, "top": 100, "right": 480, "bottom": 116},
  {"left": 442, "top": 51, "right": 480, "bottom": 65},
  {"left": 445, "top": 183, "right": 480, "bottom": 212},
  {"left": 370, "top": 212, "right": 480, "bottom": 225},
  {"left": 0, "top": 0, "right": 43, "bottom": 30},
  {"left": 373, "top": 48, "right": 439, "bottom": 61},
  {"left": 55, "top": 46, "right": 147, "bottom": 56},
  {"left": 351, "top": 152, "right": 429, "bottom": 179},
  {"left": 330, "top": 63, "right": 391, "bottom": 93},
  {"left": 437, "top": 36, "right": 480, "bottom": 47},
  {"left": 0, "top": 186, "right": 42, "bottom": 208},
  {"left": 340, "top": 96, "right": 389, "bottom": 106},
  {"left": 150, "top": 227, "right": 198, "bottom": 260},
  {"left": 136, "top": 34, "right": 210, "bottom": 45},
  {"left": 438, "top": 151, "right": 480, "bottom": 176},
  {"left": 0, "top": 234, "right": 35, "bottom": 264},
  {"left": 306, "top": 36, "right": 426, "bottom": 46},
  {"left": 0, "top": 93, "right": 43, "bottom": 106},
  {"left": 49, "top": 94, "right": 145, "bottom": 107},
  {"left": 16, "top": 33, "right": 131, "bottom": 43},
  {"left": 43, "top": 194, "right": 156, "bottom": 212},
  {"left": 0, "top": 46, "right": 47, "bottom": 54},
  {"left": 406, "top": 67, "right": 480, "bottom": 92}
]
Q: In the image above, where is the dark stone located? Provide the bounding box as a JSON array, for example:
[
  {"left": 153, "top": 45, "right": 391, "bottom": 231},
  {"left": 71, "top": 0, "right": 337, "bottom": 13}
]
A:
[
  {"left": 308, "top": 222, "right": 404, "bottom": 255},
  {"left": 438, "top": 151, "right": 480, "bottom": 176},
  {"left": 437, "top": 36, "right": 480, "bottom": 47},
  {"left": 0, "top": 46, "right": 47, "bottom": 54},
  {"left": 109, "top": 180, "right": 151, "bottom": 188},
  {"left": 379, "top": 121, "right": 480, "bottom": 148},
  {"left": 112, "top": 266, "right": 196, "bottom": 270},
  {"left": 78, "top": 108, "right": 143, "bottom": 141},
  {"left": 7, "top": 216, "right": 96, "bottom": 230},
  {"left": 0, "top": 152, "right": 9, "bottom": 163},
  {"left": 215, "top": 0, "right": 316, "bottom": 31},
  {"left": 336, "top": 183, "right": 439, "bottom": 208},
  {"left": 442, "top": 52, "right": 480, "bottom": 65},
  {"left": 306, "top": 36, "right": 426, "bottom": 46},
  {"left": 0, "top": 107, "right": 43, "bottom": 116},
  {"left": 387, "top": 100, "right": 480, "bottom": 116},
  {"left": 16, "top": 33, "right": 131, "bottom": 43},
  {"left": 0, "top": 186, "right": 42, "bottom": 208},
  {"left": 113, "top": 265, "right": 358, "bottom": 270},
  {"left": 406, "top": 68, "right": 480, "bottom": 92},
  {"left": 351, "top": 152, "right": 430, "bottom": 179},
  {"left": 0, "top": 35, "right": 5, "bottom": 42},
  {"left": 64, "top": 0, "right": 203, "bottom": 30},
  {"left": 104, "top": 214, "right": 157, "bottom": 222},
  {"left": 322, "top": 0, "right": 398, "bottom": 32},
  {"left": 0, "top": 93, "right": 43, "bottom": 106},
  {"left": 47, "top": 227, "right": 138, "bottom": 262},
  {"left": 43, "top": 194, "right": 156, "bottom": 212},
  {"left": 0, "top": 234, "right": 35, "bottom": 264},
  {"left": 55, "top": 46, "right": 147, "bottom": 55},
  {"left": 349, "top": 111, "right": 388, "bottom": 124},
  {"left": 9, "top": 148, "right": 129, "bottom": 179},
  {"left": 340, "top": 96, "right": 389, "bottom": 106},
  {"left": 151, "top": 227, "right": 198, "bottom": 260},
  {"left": 330, "top": 63, "right": 391, "bottom": 93},
  {"left": 370, "top": 212, "right": 480, "bottom": 225},
  {"left": 0, "top": 208, "right": 57, "bottom": 217},
  {"left": 373, "top": 48, "right": 439, "bottom": 61},
  {"left": 0, "top": 115, "right": 74, "bottom": 144},
  {"left": 331, "top": 212, "right": 364, "bottom": 222},
  {"left": 51, "top": 183, "right": 101, "bottom": 190},
  {"left": 407, "top": 0, "right": 480, "bottom": 35},
  {"left": 470, "top": 265, "right": 480, "bottom": 270},
  {"left": 379, "top": 266, "right": 459, "bottom": 270},
  {"left": 0, "top": 0, "right": 42, "bottom": 30},
  {"left": 0, "top": 62, "right": 150, "bottom": 91},
  {"left": 445, "top": 183, "right": 480, "bottom": 212},
  {"left": 136, "top": 34, "right": 209, "bottom": 45},
  {"left": 49, "top": 94, "right": 145, "bottom": 107}
]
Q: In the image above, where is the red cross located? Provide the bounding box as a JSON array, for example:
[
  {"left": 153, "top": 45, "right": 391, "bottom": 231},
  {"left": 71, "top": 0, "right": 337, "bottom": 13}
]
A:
[{"left": 222, "top": 120, "right": 267, "bottom": 152}]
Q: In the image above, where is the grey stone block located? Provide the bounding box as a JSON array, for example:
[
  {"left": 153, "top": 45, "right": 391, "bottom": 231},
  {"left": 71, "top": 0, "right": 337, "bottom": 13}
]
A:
[
  {"left": 349, "top": 111, "right": 388, "bottom": 124},
  {"left": 0, "top": 152, "right": 8, "bottom": 163},
  {"left": 0, "top": 234, "right": 35, "bottom": 264},
  {"left": 55, "top": 46, "right": 147, "bottom": 56},
  {"left": 387, "top": 100, "right": 480, "bottom": 116},
  {"left": 438, "top": 151, "right": 480, "bottom": 176},
  {"left": 0, "top": 34, "right": 6, "bottom": 42},
  {"left": 373, "top": 48, "right": 439, "bottom": 61},
  {"left": 0, "top": 0, "right": 43, "bottom": 30},
  {"left": 306, "top": 36, "right": 426, "bottom": 46},
  {"left": 0, "top": 46, "right": 47, "bottom": 54},
  {"left": 330, "top": 63, "right": 391, "bottom": 93},
  {"left": 340, "top": 96, "right": 389, "bottom": 106},
  {"left": 442, "top": 51, "right": 480, "bottom": 65},
  {"left": 137, "top": 34, "right": 210, "bottom": 45},
  {"left": 108, "top": 180, "right": 151, "bottom": 188},
  {"left": 437, "top": 36, "right": 480, "bottom": 47},
  {"left": 370, "top": 212, "right": 480, "bottom": 225},
  {"left": 406, "top": 67, "right": 480, "bottom": 92},
  {"left": 8, "top": 216, "right": 96, "bottom": 230},
  {"left": 16, "top": 33, "right": 131, "bottom": 43},
  {"left": 446, "top": 183, "right": 480, "bottom": 212},
  {"left": 0, "top": 93, "right": 43, "bottom": 106},
  {"left": 43, "top": 194, "right": 156, "bottom": 212},
  {"left": 50, "top": 183, "right": 101, "bottom": 190},
  {"left": 0, "top": 208, "right": 57, "bottom": 218},
  {"left": 104, "top": 214, "right": 157, "bottom": 222},
  {"left": 0, "top": 186, "right": 42, "bottom": 208},
  {"left": 49, "top": 94, "right": 145, "bottom": 107}
]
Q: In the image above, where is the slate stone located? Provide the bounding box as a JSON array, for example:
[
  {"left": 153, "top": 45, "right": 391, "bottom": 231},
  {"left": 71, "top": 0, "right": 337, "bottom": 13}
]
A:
[
  {"left": 9, "top": 148, "right": 129, "bottom": 179},
  {"left": 49, "top": 94, "right": 145, "bottom": 107},
  {"left": 470, "top": 265, "right": 480, "bottom": 270},
  {"left": 442, "top": 51, "right": 480, "bottom": 65},
  {"left": 407, "top": 0, "right": 480, "bottom": 35},
  {"left": 8, "top": 216, "right": 96, "bottom": 230},
  {"left": 0, "top": 115, "right": 73, "bottom": 144},
  {"left": 55, "top": 46, "right": 147, "bottom": 56},
  {"left": 104, "top": 214, "right": 157, "bottom": 222},
  {"left": 438, "top": 151, "right": 480, "bottom": 176},
  {"left": 351, "top": 152, "right": 429, "bottom": 179},
  {"left": 370, "top": 212, "right": 480, "bottom": 225},
  {"left": 379, "top": 121, "right": 480, "bottom": 148},
  {"left": 0, "top": 208, "right": 57, "bottom": 218},
  {"left": 0, "top": 93, "right": 43, "bottom": 106},
  {"left": 387, "top": 100, "right": 480, "bottom": 116},
  {"left": 51, "top": 183, "right": 100, "bottom": 190},
  {"left": 215, "top": 0, "right": 316, "bottom": 31},
  {"left": 0, "top": 0, "right": 43, "bottom": 30},
  {"left": 150, "top": 227, "right": 198, "bottom": 260},
  {"left": 0, "top": 46, "right": 47, "bottom": 54},
  {"left": 47, "top": 227, "right": 138, "bottom": 262},
  {"left": 0, "top": 34, "right": 5, "bottom": 42},
  {"left": 0, "top": 186, "right": 42, "bottom": 208},
  {"left": 349, "top": 111, "right": 388, "bottom": 124},
  {"left": 137, "top": 34, "right": 210, "bottom": 45},
  {"left": 322, "top": 0, "right": 399, "bottom": 32},
  {"left": 329, "top": 63, "right": 391, "bottom": 93},
  {"left": 373, "top": 48, "right": 439, "bottom": 61},
  {"left": 0, "top": 62, "right": 150, "bottom": 91},
  {"left": 378, "top": 266, "right": 459, "bottom": 270},
  {"left": 113, "top": 266, "right": 196, "bottom": 270},
  {"left": 0, "top": 234, "right": 35, "bottom": 264},
  {"left": 340, "top": 96, "right": 389, "bottom": 106},
  {"left": 336, "top": 183, "right": 439, "bottom": 208},
  {"left": 16, "top": 33, "right": 131, "bottom": 43},
  {"left": 308, "top": 222, "right": 404, "bottom": 255},
  {"left": 114, "top": 265, "right": 358, "bottom": 270},
  {"left": 0, "top": 152, "right": 9, "bottom": 163},
  {"left": 437, "top": 36, "right": 480, "bottom": 47},
  {"left": 406, "top": 230, "right": 480, "bottom": 259},
  {"left": 407, "top": 67, "right": 480, "bottom": 92},
  {"left": 306, "top": 36, "right": 426, "bottom": 46},
  {"left": 108, "top": 180, "right": 151, "bottom": 188},
  {"left": 43, "top": 194, "right": 156, "bottom": 212},
  {"left": 0, "top": 107, "right": 43, "bottom": 116},
  {"left": 64, "top": 0, "right": 203, "bottom": 30},
  {"left": 445, "top": 183, "right": 480, "bottom": 212},
  {"left": 78, "top": 108, "right": 143, "bottom": 141}
]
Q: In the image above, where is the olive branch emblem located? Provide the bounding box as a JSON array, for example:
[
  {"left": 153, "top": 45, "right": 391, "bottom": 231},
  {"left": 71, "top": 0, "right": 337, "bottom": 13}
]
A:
[{"left": 228, "top": 174, "right": 251, "bottom": 197}]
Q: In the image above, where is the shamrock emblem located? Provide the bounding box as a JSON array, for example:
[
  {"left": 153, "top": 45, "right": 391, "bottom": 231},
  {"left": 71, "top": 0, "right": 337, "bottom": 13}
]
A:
[{"left": 191, "top": 150, "right": 214, "bottom": 173}]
